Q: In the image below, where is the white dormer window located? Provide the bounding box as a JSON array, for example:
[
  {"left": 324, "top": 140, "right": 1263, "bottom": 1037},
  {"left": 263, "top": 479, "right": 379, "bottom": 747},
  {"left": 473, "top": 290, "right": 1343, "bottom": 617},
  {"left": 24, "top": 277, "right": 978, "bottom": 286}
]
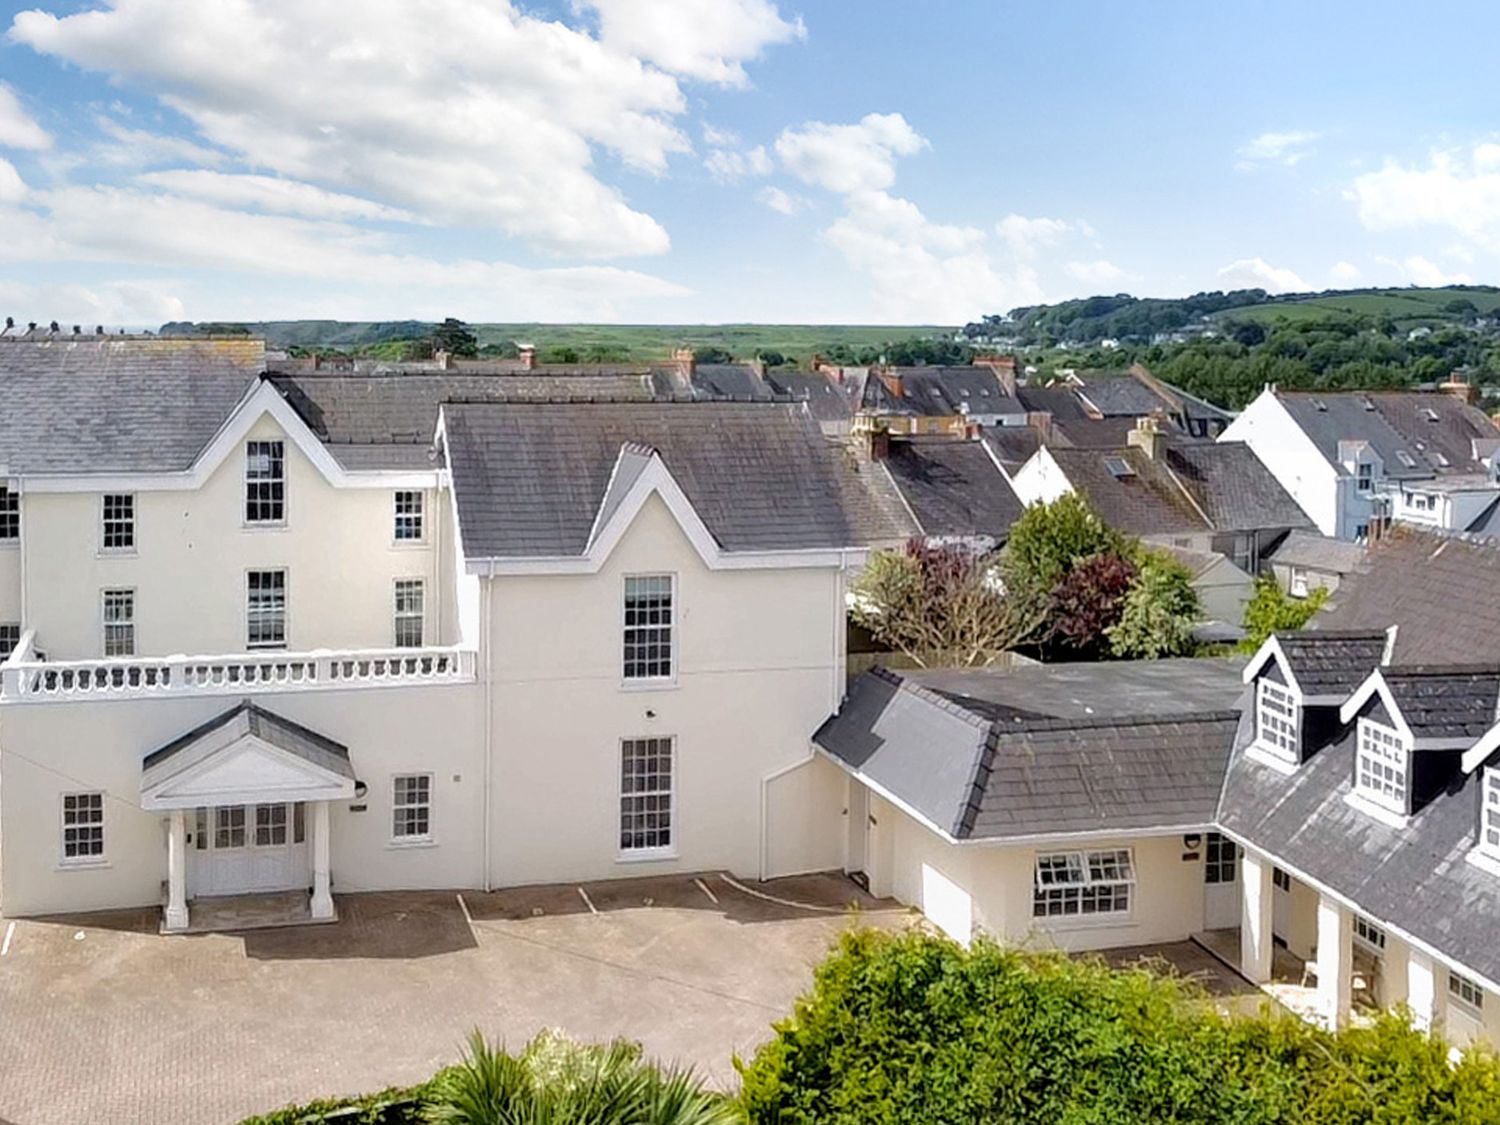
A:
[
  {"left": 1482, "top": 770, "right": 1500, "bottom": 858},
  {"left": 1256, "top": 679, "right": 1299, "bottom": 763},
  {"left": 1355, "top": 718, "right": 1408, "bottom": 814}
]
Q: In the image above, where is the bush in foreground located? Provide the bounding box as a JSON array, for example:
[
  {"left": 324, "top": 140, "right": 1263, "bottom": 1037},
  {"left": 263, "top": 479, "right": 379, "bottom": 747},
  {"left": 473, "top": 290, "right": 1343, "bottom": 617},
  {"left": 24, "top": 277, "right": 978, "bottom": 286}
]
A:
[{"left": 736, "top": 929, "right": 1500, "bottom": 1125}]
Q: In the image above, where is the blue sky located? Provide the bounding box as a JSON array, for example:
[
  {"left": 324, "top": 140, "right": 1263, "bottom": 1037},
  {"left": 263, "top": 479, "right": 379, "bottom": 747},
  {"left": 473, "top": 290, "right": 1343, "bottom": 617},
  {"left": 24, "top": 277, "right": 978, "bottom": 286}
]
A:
[{"left": 0, "top": 0, "right": 1496, "bottom": 327}]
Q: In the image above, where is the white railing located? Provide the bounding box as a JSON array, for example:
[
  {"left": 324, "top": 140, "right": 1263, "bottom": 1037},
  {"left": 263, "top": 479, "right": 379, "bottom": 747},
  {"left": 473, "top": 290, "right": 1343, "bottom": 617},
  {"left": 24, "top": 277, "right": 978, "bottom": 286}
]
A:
[{"left": 0, "top": 630, "right": 477, "bottom": 703}]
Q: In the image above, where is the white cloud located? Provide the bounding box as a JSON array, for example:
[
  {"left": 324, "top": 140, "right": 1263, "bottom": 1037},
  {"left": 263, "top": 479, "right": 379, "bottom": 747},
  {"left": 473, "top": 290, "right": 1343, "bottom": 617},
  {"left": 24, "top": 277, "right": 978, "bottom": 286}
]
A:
[
  {"left": 583, "top": 0, "right": 804, "bottom": 87},
  {"left": 0, "top": 82, "right": 49, "bottom": 149},
  {"left": 1348, "top": 145, "right": 1500, "bottom": 251},
  {"left": 997, "top": 214, "right": 1071, "bottom": 257},
  {"left": 1328, "top": 260, "right": 1361, "bottom": 284},
  {"left": 1236, "top": 130, "right": 1320, "bottom": 169},
  {"left": 775, "top": 113, "right": 928, "bottom": 194},
  {"left": 138, "top": 170, "right": 418, "bottom": 223},
  {"left": 1216, "top": 257, "right": 1309, "bottom": 294},
  {"left": 701, "top": 123, "right": 739, "bottom": 147},
  {"left": 1381, "top": 255, "right": 1473, "bottom": 287},
  {"left": 1064, "top": 259, "right": 1130, "bottom": 287},
  {"left": 11, "top": 0, "right": 802, "bottom": 258},
  {"left": 703, "top": 145, "right": 772, "bottom": 183},
  {"left": 0, "top": 277, "right": 185, "bottom": 326},
  {"left": 0, "top": 157, "right": 26, "bottom": 204},
  {"left": 90, "top": 116, "right": 229, "bottom": 168},
  {"left": 757, "top": 186, "right": 805, "bottom": 215}
]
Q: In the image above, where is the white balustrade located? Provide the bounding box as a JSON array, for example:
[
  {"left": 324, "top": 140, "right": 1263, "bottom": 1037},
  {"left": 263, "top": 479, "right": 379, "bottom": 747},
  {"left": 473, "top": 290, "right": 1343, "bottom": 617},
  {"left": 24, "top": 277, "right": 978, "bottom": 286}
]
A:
[{"left": 0, "top": 633, "right": 476, "bottom": 703}]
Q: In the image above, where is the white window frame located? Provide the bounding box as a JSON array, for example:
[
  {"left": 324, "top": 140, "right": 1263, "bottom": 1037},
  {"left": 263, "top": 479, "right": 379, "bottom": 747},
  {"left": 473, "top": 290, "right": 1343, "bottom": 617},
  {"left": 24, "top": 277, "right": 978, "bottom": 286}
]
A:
[
  {"left": 1032, "top": 848, "right": 1135, "bottom": 921},
  {"left": 0, "top": 622, "right": 18, "bottom": 657},
  {"left": 60, "top": 791, "right": 105, "bottom": 867},
  {"left": 1353, "top": 913, "right": 1387, "bottom": 954},
  {"left": 100, "top": 492, "right": 135, "bottom": 554},
  {"left": 1356, "top": 462, "right": 1373, "bottom": 495},
  {"left": 622, "top": 573, "right": 676, "bottom": 685},
  {"left": 1289, "top": 567, "right": 1309, "bottom": 598},
  {"left": 1204, "top": 832, "right": 1237, "bottom": 885},
  {"left": 246, "top": 568, "right": 288, "bottom": 650},
  {"left": 619, "top": 736, "right": 675, "bottom": 859},
  {"left": 393, "top": 578, "right": 424, "bottom": 648},
  {"left": 391, "top": 773, "right": 433, "bottom": 843},
  {"left": 1449, "top": 967, "right": 1486, "bottom": 1013},
  {"left": 101, "top": 588, "right": 135, "bottom": 657},
  {"left": 244, "top": 439, "right": 287, "bottom": 527},
  {"left": 1354, "top": 717, "right": 1409, "bottom": 815},
  {"left": 1482, "top": 769, "right": 1500, "bottom": 860},
  {"left": 254, "top": 802, "right": 288, "bottom": 847},
  {"left": 1255, "top": 678, "right": 1299, "bottom": 764},
  {"left": 0, "top": 485, "right": 17, "bottom": 544},
  {"left": 393, "top": 490, "right": 425, "bottom": 544}
]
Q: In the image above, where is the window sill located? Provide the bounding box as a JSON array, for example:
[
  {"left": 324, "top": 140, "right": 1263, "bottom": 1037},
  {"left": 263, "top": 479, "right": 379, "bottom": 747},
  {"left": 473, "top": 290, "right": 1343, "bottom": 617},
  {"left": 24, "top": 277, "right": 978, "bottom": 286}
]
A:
[
  {"left": 616, "top": 849, "right": 678, "bottom": 864},
  {"left": 1032, "top": 914, "right": 1135, "bottom": 931},
  {"left": 387, "top": 837, "right": 437, "bottom": 850},
  {"left": 57, "top": 859, "right": 110, "bottom": 872},
  {"left": 1245, "top": 743, "right": 1299, "bottom": 775},
  {"left": 96, "top": 550, "right": 138, "bottom": 560},
  {"left": 241, "top": 522, "right": 288, "bottom": 532},
  {"left": 1342, "top": 791, "right": 1409, "bottom": 829},
  {"left": 0, "top": 541, "right": 17, "bottom": 551},
  {"left": 390, "top": 539, "right": 429, "bottom": 550},
  {"left": 620, "top": 678, "right": 679, "bottom": 693}
]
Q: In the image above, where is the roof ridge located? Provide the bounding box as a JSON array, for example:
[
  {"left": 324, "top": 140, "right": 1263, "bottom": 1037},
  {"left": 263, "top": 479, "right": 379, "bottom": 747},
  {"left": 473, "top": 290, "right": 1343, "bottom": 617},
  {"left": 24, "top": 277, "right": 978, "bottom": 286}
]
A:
[
  {"left": 993, "top": 710, "right": 1244, "bottom": 735},
  {"left": 871, "top": 668, "right": 997, "bottom": 731},
  {"left": 1382, "top": 663, "right": 1500, "bottom": 678}
]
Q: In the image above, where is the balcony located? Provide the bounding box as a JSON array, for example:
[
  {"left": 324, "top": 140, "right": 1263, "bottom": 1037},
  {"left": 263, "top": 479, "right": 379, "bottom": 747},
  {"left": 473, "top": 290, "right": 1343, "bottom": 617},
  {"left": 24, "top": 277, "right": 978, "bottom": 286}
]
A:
[{"left": 0, "top": 630, "right": 477, "bottom": 703}]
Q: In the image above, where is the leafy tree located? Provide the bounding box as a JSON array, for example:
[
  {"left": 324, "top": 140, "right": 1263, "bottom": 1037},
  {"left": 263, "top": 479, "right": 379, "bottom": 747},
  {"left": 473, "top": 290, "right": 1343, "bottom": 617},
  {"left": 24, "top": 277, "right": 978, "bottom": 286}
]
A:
[
  {"left": 1047, "top": 553, "right": 1137, "bottom": 657},
  {"left": 428, "top": 317, "right": 478, "bottom": 357},
  {"left": 757, "top": 350, "right": 787, "bottom": 368},
  {"left": 851, "top": 541, "right": 1036, "bottom": 666},
  {"left": 544, "top": 345, "right": 581, "bottom": 363},
  {"left": 1106, "top": 549, "right": 1200, "bottom": 659},
  {"left": 1238, "top": 574, "right": 1330, "bottom": 652},
  {"left": 1000, "top": 494, "right": 1126, "bottom": 624},
  {"left": 695, "top": 346, "right": 734, "bottom": 364}
]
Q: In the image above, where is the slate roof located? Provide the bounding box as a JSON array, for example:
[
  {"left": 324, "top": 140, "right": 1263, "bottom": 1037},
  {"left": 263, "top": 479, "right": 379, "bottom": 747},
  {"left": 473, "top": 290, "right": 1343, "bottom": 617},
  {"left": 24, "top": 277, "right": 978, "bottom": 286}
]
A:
[
  {"left": 1072, "top": 375, "right": 1167, "bottom": 417},
  {"left": 685, "top": 364, "right": 770, "bottom": 401},
  {"left": 1378, "top": 666, "right": 1500, "bottom": 740},
  {"left": 763, "top": 370, "right": 853, "bottom": 425},
  {"left": 1264, "top": 530, "right": 1367, "bottom": 574},
  {"left": 0, "top": 336, "right": 263, "bottom": 473},
  {"left": 1318, "top": 525, "right": 1500, "bottom": 663},
  {"left": 1165, "top": 442, "right": 1312, "bottom": 532},
  {"left": 141, "top": 701, "right": 354, "bottom": 783},
  {"left": 1219, "top": 716, "right": 1500, "bottom": 987},
  {"left": 815, "top": 659, "right": 1245, "bottom": 840},
  {"left": 980, "top": 427, "right": 1043, "bottom": 470},
  {"left": 863, "top": 366, "right": 1023, "bottom": 418},
  {"left": 1271, "top": 630, "right": 1389, "bottom": 697},
  {"left": 1277, "top": 393, "right": 1425, "bottom": 478},
  {"left": 1045, "top": 447, "right": 1210, "bottom": 536},
  {"left": 441, "top": 401, "right": 916, "bottom": 558},
  {"left": 881, "top": 440, "right": 1024, "bottom": 540},
  {"left": 1277, "top": 391, "right": 1500, "bottom": 479}
]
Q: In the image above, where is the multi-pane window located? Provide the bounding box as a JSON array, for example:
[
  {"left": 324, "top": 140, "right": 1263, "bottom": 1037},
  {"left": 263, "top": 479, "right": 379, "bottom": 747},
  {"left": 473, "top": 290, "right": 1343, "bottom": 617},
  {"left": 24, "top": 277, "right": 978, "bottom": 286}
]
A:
[
  {"left": 245, "top": 440, "right": 286, "bottom": 524},
  {"left": 1482, "top": 770, "right": 1500, "bottom": 857},
  {"left": 0, "top": 623, "right": 18, "bottom": 657},
  {"left": 1355, "top": 718, "right": 1408, "bottom": 814},
  {"left": 1356, "top": 462, "right": 1373, "bottom": 494},
  {"left": 1256, "top": 679, "right": 1299, "bottom": 762},
  {"left": 101, "top": 493, "right": 135, "bottom": 552},
  {"left": 255, "top": 803, "right": 287, "bottom": 846},
  {"left": 394, "top": 490, "right": 424, "bottom": 542},
  {"left": 623, "top": 575, "right": 673, "bottom": 681},
  {"left": 1204, "top": 832, "right": 1238, "bottom": 885},
  {"left": 0, "top": 485, "right": 17, "bottom": 542},
  {"left": 1449, "top": 968, "right": 1486, "bottom": 1012},
  {"left": 394, "top": 579, "right": 424, "bottom": 648},
  {"left": 1289, "top": 567, "right": 1309, "bottom": 598},
  {"left": 1353, "top": 914, "right": 1387, "bottom": 953},
  {"left": 102, "top": 589, "right": 135, "bottom": 657},
  {"left": 1032, "top": 849, "right": 1134, "bottom": 918},
  {"left": 61, "top": 792, "right": 104, "bottom": 863},
  {"left": 246, "top": 569, "right": 287, "bottom": 649},
  {"left": 620, "top": 737, "right": 674, "bottom": 853},
  {"left": 1272, "top": 866, "right": 1292, "bottom": 892},
  {"left": 215, "top": 805, "right": 247, "bottom": 848},
  {"left": 392, "top": 774, "right": 432, "bottom": 840}
]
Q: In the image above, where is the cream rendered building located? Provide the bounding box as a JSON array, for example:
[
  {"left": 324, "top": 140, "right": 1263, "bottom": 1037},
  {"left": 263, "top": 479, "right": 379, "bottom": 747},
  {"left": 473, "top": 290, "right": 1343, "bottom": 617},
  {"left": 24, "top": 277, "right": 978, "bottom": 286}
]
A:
[{"left": 0, "top": 336, "right": 909, "bottom": 931}]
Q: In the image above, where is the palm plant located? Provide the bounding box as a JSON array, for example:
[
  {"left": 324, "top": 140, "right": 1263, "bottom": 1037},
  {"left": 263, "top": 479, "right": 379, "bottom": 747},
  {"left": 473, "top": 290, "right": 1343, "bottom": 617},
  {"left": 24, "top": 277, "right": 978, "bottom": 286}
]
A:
[{"left": 425, "top": 1029, "right": 740, "bottom": 1125}]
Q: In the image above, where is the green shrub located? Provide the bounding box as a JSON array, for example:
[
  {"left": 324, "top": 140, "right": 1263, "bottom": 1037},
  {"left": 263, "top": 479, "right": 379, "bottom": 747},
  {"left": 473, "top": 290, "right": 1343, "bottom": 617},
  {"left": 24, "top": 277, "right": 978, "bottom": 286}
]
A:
[
  {"left": 1239, "top": 574, "right": 1329, "bottom": 652},
  {"left": 736, "top": 928, "right": 1500, "bottom": 1125},
  {"left": 239, "top": 1073, "right": 451, "bottom": 1124}
]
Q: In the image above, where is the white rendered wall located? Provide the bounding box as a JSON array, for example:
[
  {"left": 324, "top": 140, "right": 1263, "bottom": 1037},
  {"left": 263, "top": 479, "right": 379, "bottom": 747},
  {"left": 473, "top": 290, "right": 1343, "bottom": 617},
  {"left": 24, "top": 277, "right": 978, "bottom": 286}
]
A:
[
  {"left": 0, "top": 681, "right": 484, "bottom": 916},
  {"left": 763, "top": 754, "right": 847, "bottom": 879},
  {"left": 20, "top": 413, "right": 446, "bottom": 658},
  {"left": 1009, "top": 447, "right": 1072, "bottom": 508},
  {"left": 484, "top": 495, "right": 845, "bottom": 887},
  {"left": 1220, "top": 391, "right": 1342, "bottom": 538}
]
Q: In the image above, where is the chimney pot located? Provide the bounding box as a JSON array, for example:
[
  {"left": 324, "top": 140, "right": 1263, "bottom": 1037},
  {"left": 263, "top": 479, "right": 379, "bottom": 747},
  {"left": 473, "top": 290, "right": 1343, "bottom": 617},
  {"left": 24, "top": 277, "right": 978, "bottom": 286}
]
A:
[
  {"left": 517, "top": 343, "right": 537, "bottom": 370},
  {"left": 1126, "top": 413, "right": 1166, "bottom": 460},
  {"left": 672, "top": 346, "right": 696, "bottom": 378}
]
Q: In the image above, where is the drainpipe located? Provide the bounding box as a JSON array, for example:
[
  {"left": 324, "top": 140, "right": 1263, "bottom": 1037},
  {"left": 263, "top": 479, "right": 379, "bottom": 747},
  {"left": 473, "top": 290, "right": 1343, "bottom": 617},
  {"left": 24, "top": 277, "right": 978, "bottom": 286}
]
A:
[
  {"left": 481, "top": 572, "right": 493, "bottom": 892},
  {"left": 16, "top": 476, "right": 26, "bottom": 633}
]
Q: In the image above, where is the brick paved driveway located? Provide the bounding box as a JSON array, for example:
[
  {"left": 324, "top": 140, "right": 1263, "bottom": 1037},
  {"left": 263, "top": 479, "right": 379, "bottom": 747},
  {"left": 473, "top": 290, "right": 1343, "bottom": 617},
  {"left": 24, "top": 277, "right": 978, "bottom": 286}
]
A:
[{"left": 0, "top": 873, "right": 904, "bottom": 1125}]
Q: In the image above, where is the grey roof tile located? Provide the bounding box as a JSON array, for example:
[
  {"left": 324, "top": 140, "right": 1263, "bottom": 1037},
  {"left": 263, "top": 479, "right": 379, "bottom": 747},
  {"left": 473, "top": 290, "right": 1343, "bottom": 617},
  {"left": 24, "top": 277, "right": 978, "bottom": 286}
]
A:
[
  {"left": 1380, "top": 666, "right": 1500, "bottom": 740},
  {"left": 1264, "top": 530, "right": 1367, "bottom": 574},
  {"left": 881, "top": 440, "right": 1023, "bottom": 540},
  {"left": 142, "top": 701, "right": 354, "bottom": 783},
  {"left": 1046, "top": 446, "right": 1210, "bottom": 536},
  {"left": 1273, "top": 630, "right": 1389, "bottom": 696},
  {"left": 1166, "top": 443, "right": 1312, "bottom": 532}
]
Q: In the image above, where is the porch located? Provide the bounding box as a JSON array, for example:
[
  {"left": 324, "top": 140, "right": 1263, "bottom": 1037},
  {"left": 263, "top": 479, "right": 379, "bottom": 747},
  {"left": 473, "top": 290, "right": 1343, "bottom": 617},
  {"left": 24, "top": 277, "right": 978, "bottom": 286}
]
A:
[{"left": 170, "top": 889, "right": 337, "bottom": 934}]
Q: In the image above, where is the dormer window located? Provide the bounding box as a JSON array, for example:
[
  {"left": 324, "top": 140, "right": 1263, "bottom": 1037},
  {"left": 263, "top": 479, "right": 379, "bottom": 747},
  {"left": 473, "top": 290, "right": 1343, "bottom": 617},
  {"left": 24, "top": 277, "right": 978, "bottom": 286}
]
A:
[
  {"left": 1356, "top": 462, "right": 1373, "bottom": 495},
  {"left": 1355, "top": 718, "right": 1408, "bottom": 815},
  {"left": 1482, "top": 770, "right": 1500, "bottom": 858},
  {"left": 1256, "top": 679, "right": 1299, "bottom": 763}
]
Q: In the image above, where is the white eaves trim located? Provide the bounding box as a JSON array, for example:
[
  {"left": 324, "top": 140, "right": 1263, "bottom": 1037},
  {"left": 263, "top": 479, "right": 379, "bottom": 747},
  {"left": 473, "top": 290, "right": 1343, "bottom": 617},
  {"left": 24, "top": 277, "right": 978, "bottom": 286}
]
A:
[
  {"left": 1462, "top": 725, "right": 1500, "bottom": 773},
  {"left": 20, "top": 379, "right": 439, "bottom": 493}
]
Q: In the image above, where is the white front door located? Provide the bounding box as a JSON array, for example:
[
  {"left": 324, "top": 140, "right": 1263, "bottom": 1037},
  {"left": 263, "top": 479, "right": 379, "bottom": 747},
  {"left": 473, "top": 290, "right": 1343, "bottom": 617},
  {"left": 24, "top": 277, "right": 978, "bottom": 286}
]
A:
[
  {"left": 1202, "top": 832, "right": 1240, "bottom": 930},
  {"left": 188, "top": 803, "right": 310, "bottom": 897}
]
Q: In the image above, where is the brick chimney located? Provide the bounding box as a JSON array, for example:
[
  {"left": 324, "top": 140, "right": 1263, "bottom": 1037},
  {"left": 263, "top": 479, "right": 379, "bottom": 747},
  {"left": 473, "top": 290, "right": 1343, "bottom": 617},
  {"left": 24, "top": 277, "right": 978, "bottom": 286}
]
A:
[
  {"left": 517, "top": 342, "right": 536, "bottom": 370},
  {"left": 672, "top": 347, "right": 696, "bottom": 378},
  {"left": 972, "top": 353, "right": 1018, "bottom": 396},
  {"left": 1126, "top": 413, "right": 1166, "bottom": 460},
  {"left": 1439, "top": 370, "right": 1479, "bottom": 406}
]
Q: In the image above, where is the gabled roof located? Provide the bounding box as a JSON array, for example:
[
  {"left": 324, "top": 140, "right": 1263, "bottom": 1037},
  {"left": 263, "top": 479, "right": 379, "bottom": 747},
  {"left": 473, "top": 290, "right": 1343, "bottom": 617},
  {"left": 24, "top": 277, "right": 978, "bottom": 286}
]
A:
[
  {"left": 980, "top": 427, "right": 1043, "bottom": 470},
  {"left": 1166, "top": 442, "right": 1312, "bottom": 532},
  {"left": 0, "top": 336, "right": 263, "bottom": 474},
  {"left": 1071, "top": 375, "right": 1167, "bottom": 417},
  {"left": 441, "top": 401, "right": 915, "bottom": 561},
  {"left": 1263, "top": 530, "right": 1366, "bottom": 574},
  {"left": 862, "top": 366, "right": 1023, "bottom": 418},
  {"left": 815, "top": 659, "right": 1245, "bottom": 841},
  {"left": 685, "top": 364, "right": 770, "bottom": 401},
  {"left": 881, "top": 440, "right": 1024, "bottom": 541},
  {"left": 1244, "top": 630, "right": 1389, "bottom": 699},
  {"left": 1342, "top": 665, "right": 1500, "bottom": 742},
  {"left": 1319, "top": 525, "right": 1500, "bottom": 663},
  {"left": 763, "top": 370, "right": 852, "bottom": 424},
  {"left": 1044, "top": 446, "right": 1210, "bottom": 536},
  {"left": 1276, "top": 390, "right": 1500, "bottom": 479}
]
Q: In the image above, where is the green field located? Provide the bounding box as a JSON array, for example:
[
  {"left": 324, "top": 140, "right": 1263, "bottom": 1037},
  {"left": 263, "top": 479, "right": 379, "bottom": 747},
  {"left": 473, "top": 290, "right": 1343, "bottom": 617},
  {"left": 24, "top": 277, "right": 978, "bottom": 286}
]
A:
[{"left": 1222, "top": 287, "right": 1500, "bottom": 328}]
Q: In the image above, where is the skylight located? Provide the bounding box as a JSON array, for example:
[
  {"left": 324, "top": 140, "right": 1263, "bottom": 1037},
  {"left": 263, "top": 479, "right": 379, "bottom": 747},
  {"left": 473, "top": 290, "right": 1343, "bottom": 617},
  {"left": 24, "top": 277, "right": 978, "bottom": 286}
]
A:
[
  {"left": 1103, "top": 456, "right": 1135, "bottom": 479},
  {"left": 1396, "top": 450, "right": 1417, "bottom": 468},
  {"left": 1423, "top": 407, "right": 1440, "bottom": 422}
]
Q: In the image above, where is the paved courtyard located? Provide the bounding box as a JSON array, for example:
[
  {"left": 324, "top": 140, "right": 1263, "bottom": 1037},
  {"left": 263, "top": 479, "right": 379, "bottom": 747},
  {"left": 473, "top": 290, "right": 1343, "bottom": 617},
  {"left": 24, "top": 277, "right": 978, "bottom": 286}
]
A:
[{"left": 0, "top": 872, "right": 907, "bottom": 1125}]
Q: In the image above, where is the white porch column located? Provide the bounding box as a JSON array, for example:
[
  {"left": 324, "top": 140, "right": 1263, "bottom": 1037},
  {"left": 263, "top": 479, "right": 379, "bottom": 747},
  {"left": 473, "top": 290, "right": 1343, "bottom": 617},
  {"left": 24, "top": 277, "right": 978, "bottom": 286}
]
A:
[
  {"left": 310, "top": 800, "right": 334, "bottom": 920},
  {"left": 1316, "top": 893, "right": 1353, "bottom": 1029},
  {"left": 164, "top": 809, "right": 189, "bottom": 932},
  {"left": 1382, "top": 934, "right": 1409, "bottom": 1009},
  {"left": 1240, "top": 849, "right": 1274, "bottom": 984},
  {"left": 1406, "top": 946, "right": 1447, "bottom": 1034}
]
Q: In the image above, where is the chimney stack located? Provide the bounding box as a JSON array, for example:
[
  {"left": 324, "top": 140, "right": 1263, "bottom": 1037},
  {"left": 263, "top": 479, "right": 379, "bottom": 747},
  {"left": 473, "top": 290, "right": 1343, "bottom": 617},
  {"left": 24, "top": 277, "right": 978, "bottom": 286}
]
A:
[
  {"left": 434, "top": 349, "right": 454, "bottom": 370},
  {"left": 517, "top": 342, "right": 536, "bottom": 370},
  {"left": 672, "top": 346, "right": 696, "bottom": 379},
  {"left": 973, "top": 353, "right": 1018, "bottom": 396},
  {"left": 1439, "top": 370, "right": 1479, "bottom": 406},
  {"left": 1126, "top": 413, "right": 1166, "bottom": 460}
]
